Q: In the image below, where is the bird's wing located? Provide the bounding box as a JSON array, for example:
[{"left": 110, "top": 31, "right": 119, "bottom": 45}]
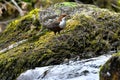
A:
[{"left": 47, "top": 21, "right": 60, "bottom": 29}]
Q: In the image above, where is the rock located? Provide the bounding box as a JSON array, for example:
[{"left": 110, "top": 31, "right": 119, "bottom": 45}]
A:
[
  {"left": 0, "top": 2, "right": 120, "bottom": 80},
  {"left": 100, "top": 52, "right": 120, "bottom": 80}
]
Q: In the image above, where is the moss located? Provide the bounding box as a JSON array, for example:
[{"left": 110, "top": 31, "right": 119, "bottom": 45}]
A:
[
  {"left": 54, "top": 2, "right": 78, "bottom": 8},
  {"left": 0, "top": 9, "right": 40, "bottom": 50},
  {"left": 0, "top": 2, "right": 120, "bottom": 80},
  {"left": 100, "top": 52, "right": 120, "bottom": 80}
]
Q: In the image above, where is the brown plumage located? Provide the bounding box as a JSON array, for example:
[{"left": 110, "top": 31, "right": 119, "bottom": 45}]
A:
[
  {"left": 57, "top": 14, "right": 67, "bottom": 22},
  {"left": 45, "top": 14, "right": 67, "bottom": 34}
]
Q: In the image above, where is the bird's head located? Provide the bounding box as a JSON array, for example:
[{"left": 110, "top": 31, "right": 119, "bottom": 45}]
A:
[
  {"left": 58, "top": 14, "right": 71, "bottom": 21},
  {"left": 58, "top": 14, "right": 68, "bottom": 21},
  {"left": 61, "top": 14, "right": 67, "bottom": 17}
]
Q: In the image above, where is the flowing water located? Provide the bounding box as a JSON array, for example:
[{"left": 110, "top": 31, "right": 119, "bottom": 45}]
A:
[{"left": 17, "top": 54, "right": 112, "bottom": 80}]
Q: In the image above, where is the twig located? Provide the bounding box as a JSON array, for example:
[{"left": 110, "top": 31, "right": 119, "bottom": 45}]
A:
[
  {"left": 111, "top": 3, "right": 120, "bottom": 10},
  {"left": 74, "top": 0, "right": 82, "bottom": 3},
  {"left": 11, "top": 0, "right": 24, "bottom": 16},
  {"left": 0, "top": 18, "right": 17, "bottom": 24}
]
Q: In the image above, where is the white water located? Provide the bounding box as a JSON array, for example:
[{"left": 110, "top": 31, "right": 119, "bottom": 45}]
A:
[{"left": 17, "top": 54, "right": 112, "bottom": 80}]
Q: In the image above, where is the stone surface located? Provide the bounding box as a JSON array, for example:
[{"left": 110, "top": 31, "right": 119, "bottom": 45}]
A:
[
  {"left": 0, "top": 2, "right": 120, "bottom": 80},
  {"left": 100, "top": 52, "right": 120, "bottom": 80}
]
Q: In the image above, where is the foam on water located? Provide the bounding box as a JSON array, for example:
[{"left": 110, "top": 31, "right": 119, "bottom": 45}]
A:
[{"left": 17, "top": 54, "right": 111, "bottom": 80}]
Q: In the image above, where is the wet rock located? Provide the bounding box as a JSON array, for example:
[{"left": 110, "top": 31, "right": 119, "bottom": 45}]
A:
[
  {"left": 80, "top": 70, "right": 89, "bottom": 76},
  {"left": 100, "top": 52, "right": 120, "bottom": 80},
  {"left": 0, "top": 2, "right": 120, "bottom": 80}
]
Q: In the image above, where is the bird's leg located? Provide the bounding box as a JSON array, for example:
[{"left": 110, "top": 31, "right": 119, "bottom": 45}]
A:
[
  {"left": 58, "top": 31, "right": 61, "bottom": 35},
  {"left": 54, "top": 32, "right": 57, "bottom": 35}
]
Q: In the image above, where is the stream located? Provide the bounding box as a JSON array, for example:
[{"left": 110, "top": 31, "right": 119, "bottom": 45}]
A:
[{"left": 17, "top": 53, "right": 113, "bottom": 80}]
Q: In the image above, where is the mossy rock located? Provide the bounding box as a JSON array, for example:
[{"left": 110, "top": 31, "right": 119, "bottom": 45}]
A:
[
  {"left": 0, "top": 9, "right": 41, "bottom": 50},
  {"left": 0, "top": 2, "right": 120, "bottom": 80},
  {"left": 100, "top": 52, "right": 120, "bottom": 80}
]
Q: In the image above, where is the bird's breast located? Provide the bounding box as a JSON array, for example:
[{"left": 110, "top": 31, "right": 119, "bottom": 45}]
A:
[{"left": 59, "top": 20, "right": 66, "bottom": 28}]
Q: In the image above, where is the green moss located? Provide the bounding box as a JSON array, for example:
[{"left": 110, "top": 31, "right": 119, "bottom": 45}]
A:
[
  {"left": 62, "top": 2, "right": 77, "bottom": 6},
  {"left": 0, "top": 9, "right": 40, "bottom": 50},
  {"left": 54, "top": 2, "right": 78, "bottom": 8},
  {"left": 100, "top": 52, "right": 120, "bottom": 80},
  {"left": 0, "top": 2, "right": 120, "bottom": 80}
]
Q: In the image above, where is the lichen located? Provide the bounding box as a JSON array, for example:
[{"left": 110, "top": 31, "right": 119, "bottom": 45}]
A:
[{"left": 0, "top": 2, "right": 120, "bottom": 80}]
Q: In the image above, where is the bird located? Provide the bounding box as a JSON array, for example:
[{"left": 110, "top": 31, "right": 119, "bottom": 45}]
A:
[{"left": 45, "top": 14, "right": 67, "bottom": 35}]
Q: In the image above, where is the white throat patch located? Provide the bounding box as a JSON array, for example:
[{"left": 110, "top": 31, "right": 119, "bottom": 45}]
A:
[{"left": 59, "top": 17, "right": 66, "bottom": 28}]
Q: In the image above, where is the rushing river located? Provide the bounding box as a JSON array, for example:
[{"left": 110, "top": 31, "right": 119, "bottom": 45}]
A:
[{"left": 17, "top": 54, "right": 112, "bottom": 80}]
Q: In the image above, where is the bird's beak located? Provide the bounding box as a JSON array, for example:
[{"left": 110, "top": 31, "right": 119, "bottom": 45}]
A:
[{"left": 66, "top": 15, "right": 71, "bottom": 20}]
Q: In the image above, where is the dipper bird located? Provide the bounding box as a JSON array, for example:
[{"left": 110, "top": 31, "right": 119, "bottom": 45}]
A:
[{"left": 45, "top": 14, "right": 67, "bottom": 35}]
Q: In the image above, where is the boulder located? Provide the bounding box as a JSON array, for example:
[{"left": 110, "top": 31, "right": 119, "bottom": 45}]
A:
[
  {"left": 100, "top": 52, "right": 120, "bottom": 80},
  {"left": 0, "top": 2, "right": 120, "bottom": 80}
]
